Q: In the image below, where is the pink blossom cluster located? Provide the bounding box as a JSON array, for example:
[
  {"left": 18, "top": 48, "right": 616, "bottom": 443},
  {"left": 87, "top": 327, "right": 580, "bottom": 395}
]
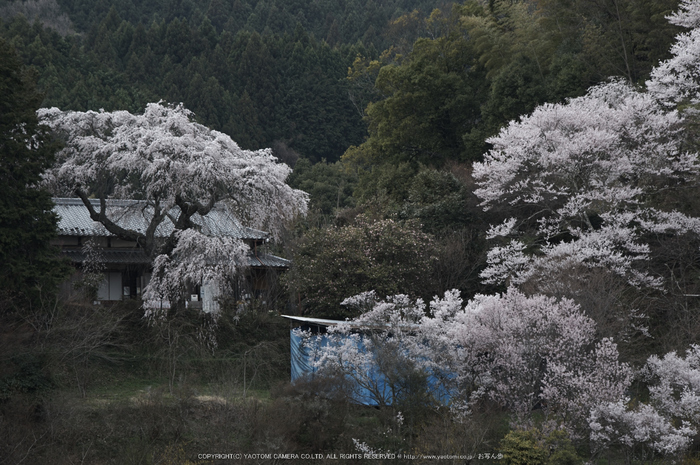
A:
[
  {"left": 589, "top": 346, "right": 700, "bottom": 456},
  {"left": 39, "top": 102, "right": 308, "bottom": 308},
  {"left": 311, "top": 289, "right": 700, "bottom": 457},
  {"left": 474, "top": 80, "right": 699, "bottom": 288},
  {"left": 143, "top": 229, "right": 250, "bottom": 310},
  {"left": 648, "top": 0, "right": 700, "bottom": 107},
  {"left": 474, "top": 0, "right": 700, "bottom": 291}
]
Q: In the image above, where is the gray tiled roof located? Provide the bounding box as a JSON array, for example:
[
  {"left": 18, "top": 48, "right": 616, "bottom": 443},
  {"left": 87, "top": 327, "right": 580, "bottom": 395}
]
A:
[
  {"left": 53, "top": 198, "right": 268, "bottom": 240},
  {"left": 62, "top": 248, "right": 152, "bottom": 264},
  {"left": 61, "top": 247, "right": 289, "bottom": 269}
]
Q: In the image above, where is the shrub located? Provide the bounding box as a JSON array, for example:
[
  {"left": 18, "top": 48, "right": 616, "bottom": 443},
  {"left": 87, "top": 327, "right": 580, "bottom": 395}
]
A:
[{"left": 500, "top": 429, "right": 583, "bottom": 465}]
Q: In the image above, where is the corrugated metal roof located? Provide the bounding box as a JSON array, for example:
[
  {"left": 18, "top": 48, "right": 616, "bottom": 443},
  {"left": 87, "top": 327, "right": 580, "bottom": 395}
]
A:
[
  {"left": 253, "top": 253, "right": 291, "bottom": 268},
  {"left": 281, "top": 314, "right": 419, "bottom": 330},
  {"left": 61, "top": 247, "right": 289, "bottom": 269},
  {"left": 281, "top": 315, "right": 346, "bottom": 326},
  {"left": 53, "top": 197, "right": 268, "bottom": 240}
]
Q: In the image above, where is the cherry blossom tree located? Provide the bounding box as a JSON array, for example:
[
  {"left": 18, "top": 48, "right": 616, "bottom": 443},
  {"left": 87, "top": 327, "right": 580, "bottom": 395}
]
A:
[
  {"left": 643, "top": 344, "right": 700, "bottom": 421},
  {"left": 589, "top": 345, "right": 700, "bottom": 459},
  {"left": 474, "top": 0, "right": 700, "bottom": 293},
  {"left": 647, "top": 0, "right": 700, "bottom": 108},
  {"left": 310, "top": 288, "right": 631, "bottom": 435},
  {"left": 39, "top": 102, "right": 308, "bottom": 308},
  {"left": 589, "top": 401, "right": 696, "bottom": 460},
  {"left": 315, "top": 287, "right": 699, "bottom": 458},
  {"left": 420, "top": 288, "right": 631, "bottom": 434},
  {"left": 472, "top": 80, "right": 700, "bottom": 289}
]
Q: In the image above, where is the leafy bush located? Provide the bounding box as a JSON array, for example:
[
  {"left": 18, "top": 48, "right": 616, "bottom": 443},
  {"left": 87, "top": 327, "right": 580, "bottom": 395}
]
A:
[
  {"left": 284, "top": 215, "right": 439, "bottom": 318},
  {"left": 500, "top": 429, "right": 583, "bottom": 465}
]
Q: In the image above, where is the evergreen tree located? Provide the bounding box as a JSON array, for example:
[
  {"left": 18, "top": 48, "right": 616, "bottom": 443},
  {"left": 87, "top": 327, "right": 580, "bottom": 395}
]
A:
[{"left": 0, "top": 39, "right": 68, "bottom": 313}]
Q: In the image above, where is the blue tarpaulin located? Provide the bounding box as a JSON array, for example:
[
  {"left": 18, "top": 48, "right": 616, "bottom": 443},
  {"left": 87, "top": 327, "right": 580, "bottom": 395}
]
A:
[
  {"left": 283, "top": 315, "right": 453, "bottom": 406},
  {"left": 290, "top": 329, "right": 322, "bottom": 381}
]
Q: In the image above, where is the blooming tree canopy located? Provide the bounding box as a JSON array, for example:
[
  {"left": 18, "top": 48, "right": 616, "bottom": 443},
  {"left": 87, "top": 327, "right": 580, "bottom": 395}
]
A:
[
  {"left": 310, "top": 288, "right": 631, "bottom": 434},
  {"left": 313, "top": 288, "right": 699, "bottom": 457},
  {"left": 420, "top": 288, "right": 631, "bottom": 433},
  {"left": 39, "top": 102, "right": 308, "bottom": 306},
  {"left": 647, "top": 0, "right": 700, "bottom": 107},
  {"left": 589, "top": 345, "right": 700, "bottom": 457},
  {"left": 473, "top": 80, "right": 700, "bottom": 288},
  {"left": 474, "top": 0, "right": 700, "bottom": 290}
]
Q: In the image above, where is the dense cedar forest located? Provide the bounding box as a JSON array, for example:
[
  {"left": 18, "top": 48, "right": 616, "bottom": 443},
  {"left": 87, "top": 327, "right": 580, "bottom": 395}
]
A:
[
  {"left": 4, "top": 0, "right": 700, "bottom": 463},
  {"left": 0, "top": 0, "right": 682, "bottom": 165}
]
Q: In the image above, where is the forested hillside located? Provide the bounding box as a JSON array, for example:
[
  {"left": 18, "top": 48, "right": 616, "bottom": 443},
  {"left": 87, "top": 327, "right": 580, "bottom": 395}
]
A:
[
  {"left": 0, "top": 0, "right": 454, "bottom": 162},
  {"left": 0, "top": 0, "right": 682, "bottom": 165},
  {"left": 52, "top": 0, "right": 451, "bottom": 48},
  {"left": 4, "top": 0, "right": 700, "bottom": 462}
]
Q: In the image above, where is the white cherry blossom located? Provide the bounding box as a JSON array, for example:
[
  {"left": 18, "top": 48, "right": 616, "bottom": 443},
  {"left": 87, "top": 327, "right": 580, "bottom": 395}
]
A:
[{"left": 39, "top": 103, "right": 308, "bottom": 308}]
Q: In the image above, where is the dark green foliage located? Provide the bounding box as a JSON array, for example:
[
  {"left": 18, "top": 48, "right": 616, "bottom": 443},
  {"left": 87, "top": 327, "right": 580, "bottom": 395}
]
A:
[
  {"left": 501, "top": 430, "right": 548, "bottom": 465},
  {"left": 400, "top": 167, "right": 473, "bottom": 234},
  {"left": 360, "top": 13, "right": 490, "bottom": 166},
  {"left": 353, "top": 162, "right": 418, "bottom": 207},
  {"left": 0, "top": 353, "right": 53, "bottom": 400},
  {"left": 332, "top": 165, "right": 492, "bottom": 300},
  {"left": 284, "top": 215, "right": 439, "bottom": 318},
  {"left": 51, "top": 0, "right": 449, "bottom": 50},
  {"left": 570, "top": 0, "right": 680, "bottom": 83},
  {"left": 0, "top": 38, "right": 68, "bottom": 312},
  {"left": 400, "top": 167, "right": 495, "bottom": 300},
  {"left": 500, "top": 429, "right": 584, "bottom": 465},
  {"left": 0, "top": 13, "right": 367, "bottom": 162},
  {"left": 287, "top": 158, "right": 357, "bottom": 216},
  {"left": 478, "top": 56, "right": 550, "bottom": 129},
  {"left": 278, "top": 38, "right": 367, "bottom": 163}
]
